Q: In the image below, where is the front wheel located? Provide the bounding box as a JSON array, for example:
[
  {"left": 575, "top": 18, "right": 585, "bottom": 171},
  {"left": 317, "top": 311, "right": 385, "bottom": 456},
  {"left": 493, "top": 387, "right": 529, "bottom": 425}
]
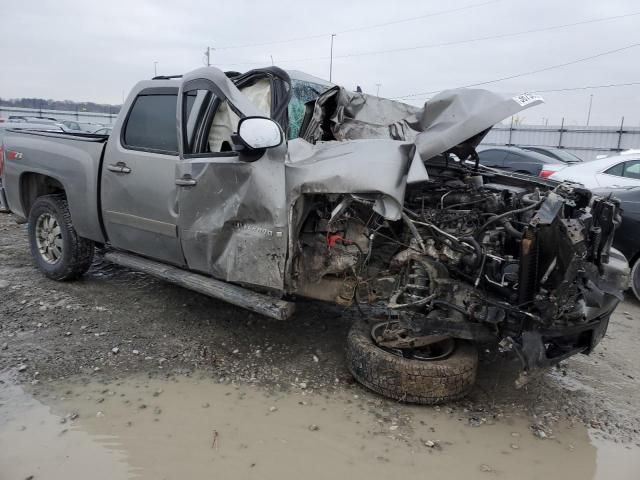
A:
[
  {"left": 346, "top": 319, "right": 478, "bottom": 404},
  {"left": 28, "top": 194, "right": 94, "bottom": 281},
  {"left": 630, "top": 257, "right": 640, "bottom": 302}
]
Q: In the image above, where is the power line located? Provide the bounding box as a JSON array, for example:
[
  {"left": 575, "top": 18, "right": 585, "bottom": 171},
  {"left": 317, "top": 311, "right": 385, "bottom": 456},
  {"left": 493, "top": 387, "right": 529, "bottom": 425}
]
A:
[
  {"left": 215, "top": 0, "right": 499, "bottom": 50},
  {"left": 394, "top": 42, "right": 640, "bottom": 99},
  {"left": 531, "top": 81, "right": 640, "bottom": 93},
  {"left": 214, "top": 10, "right": 640, "bottom": 67}
]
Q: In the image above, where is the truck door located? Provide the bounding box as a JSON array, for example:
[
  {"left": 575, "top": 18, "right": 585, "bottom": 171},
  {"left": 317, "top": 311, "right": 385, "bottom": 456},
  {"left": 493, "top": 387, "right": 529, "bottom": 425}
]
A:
[
  {"left": 100, "top": 85, "right": 184, "bottom": 265},
  {"left": 175, "top": 68, "right": 289, "bottom": 291}
]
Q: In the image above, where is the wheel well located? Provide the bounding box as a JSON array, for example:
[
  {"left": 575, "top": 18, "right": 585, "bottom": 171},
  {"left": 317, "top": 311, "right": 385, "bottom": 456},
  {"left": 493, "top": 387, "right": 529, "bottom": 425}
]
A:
[{"left": 20, "top": 173, "right": 66, "bottom": 216}]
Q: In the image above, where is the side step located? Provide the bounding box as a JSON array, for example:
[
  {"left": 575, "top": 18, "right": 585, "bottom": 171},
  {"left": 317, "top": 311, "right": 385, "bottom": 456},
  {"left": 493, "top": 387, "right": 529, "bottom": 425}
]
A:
[{"left": 104, "top": 251, "right": 295, "bottom": 321}]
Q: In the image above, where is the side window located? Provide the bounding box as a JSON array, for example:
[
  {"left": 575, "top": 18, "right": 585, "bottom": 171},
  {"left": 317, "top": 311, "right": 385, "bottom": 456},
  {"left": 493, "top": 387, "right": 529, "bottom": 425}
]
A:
[
  {"left": 479, "top": 149, "right": 506, "bottom": 165},
  {"left": 605, "top": 162, "right": 624, "bottom": 177},
  {"left": 623, "top": 160, "right": 640, "bottom": 179},
  {"left": 123, "top": 94, "right": 178, "bottom": 153},
  {"left": 181, "top": 89, "right": 241, "bottom": 155},
  {"left": 504, "top": 152, "right": 524, "bottom": 164}
]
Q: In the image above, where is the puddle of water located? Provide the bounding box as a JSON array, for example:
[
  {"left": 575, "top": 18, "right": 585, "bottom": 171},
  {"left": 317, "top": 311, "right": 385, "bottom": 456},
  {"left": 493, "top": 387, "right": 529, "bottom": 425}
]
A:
[{"left": 1, "top": 374, "right": 638, "bottom": 480}]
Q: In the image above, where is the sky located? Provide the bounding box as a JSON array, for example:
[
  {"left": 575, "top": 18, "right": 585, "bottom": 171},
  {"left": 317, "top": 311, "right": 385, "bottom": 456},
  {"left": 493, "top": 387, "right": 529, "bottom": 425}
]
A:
[{"left": 2, "top": 0, "right": 639, "bottom": 126}]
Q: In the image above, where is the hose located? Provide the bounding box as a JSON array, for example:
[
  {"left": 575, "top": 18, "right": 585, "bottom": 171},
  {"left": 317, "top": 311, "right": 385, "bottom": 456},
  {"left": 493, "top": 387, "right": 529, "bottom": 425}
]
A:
[{"left": 475, "top": 200, "right": 543, "bottom": 240}]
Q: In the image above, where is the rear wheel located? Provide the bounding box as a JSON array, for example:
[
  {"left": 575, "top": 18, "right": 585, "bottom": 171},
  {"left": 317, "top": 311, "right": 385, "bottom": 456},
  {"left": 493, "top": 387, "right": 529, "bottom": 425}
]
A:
[
  {"left": 28, "top": 195, "right": 94, "bottom": 280},
  {"left": 346, "top": 318, "right": 478, "bottom": 404}
]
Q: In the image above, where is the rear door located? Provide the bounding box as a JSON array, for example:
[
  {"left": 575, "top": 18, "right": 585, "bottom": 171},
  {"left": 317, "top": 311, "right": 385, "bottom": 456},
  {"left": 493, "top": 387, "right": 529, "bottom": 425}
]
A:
[
  {"left": 175, "top": 69, "right": 289, "bottom": 290},
  {"left": 100, "top": 85, "right": 184, "bottom": 265}
]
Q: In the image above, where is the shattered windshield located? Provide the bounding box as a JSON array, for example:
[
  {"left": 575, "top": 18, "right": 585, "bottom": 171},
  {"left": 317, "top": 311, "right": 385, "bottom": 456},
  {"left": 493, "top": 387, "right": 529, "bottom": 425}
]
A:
[{"left": 288, "top": 79, "right": 329, "bottom": 139}]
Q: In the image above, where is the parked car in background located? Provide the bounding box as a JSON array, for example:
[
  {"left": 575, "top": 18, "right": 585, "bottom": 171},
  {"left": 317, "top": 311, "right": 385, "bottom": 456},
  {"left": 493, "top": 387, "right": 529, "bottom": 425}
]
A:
[
  {"left": 0, "top": 121, "right": 64, "bottom": 212},
  {"left": 78, "top": 122, "right": 104, "bottom": 132},
  {"left": 550, "top": 153, "right": 640, "bottom": 188},
  {"left": 9, "top": 116, "right": 60, "bottom": 125},
  {"left": 593, "top": 186, "right": 640, "bottom": 301},
  {"left": 477, "top": 145, "right": 563, "bottom": 176},
  {"left": 59, "top": 120, "right": 105, "bottom": 133},
  {"left": 92, "top": 126, "right": 113, "bottom": 135},
  {"left": 60, "top": 120, "right": 83, "bottom": 131}
]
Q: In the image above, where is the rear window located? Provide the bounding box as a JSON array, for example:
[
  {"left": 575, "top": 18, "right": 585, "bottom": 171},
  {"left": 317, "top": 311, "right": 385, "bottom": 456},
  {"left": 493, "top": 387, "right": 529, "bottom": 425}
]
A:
[
  {"left": 123, "top": 94, "right": 178, "bottom": 153},
  {"left": 605, "top": 162, "right": 624, "bottom": 177}
]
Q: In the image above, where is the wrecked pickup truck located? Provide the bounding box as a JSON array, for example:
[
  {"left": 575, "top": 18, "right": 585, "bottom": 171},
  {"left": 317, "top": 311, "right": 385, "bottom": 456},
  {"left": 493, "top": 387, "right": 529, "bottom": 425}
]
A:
[{"left": 0, "top": 66, "right": 629, "bottom": 404}]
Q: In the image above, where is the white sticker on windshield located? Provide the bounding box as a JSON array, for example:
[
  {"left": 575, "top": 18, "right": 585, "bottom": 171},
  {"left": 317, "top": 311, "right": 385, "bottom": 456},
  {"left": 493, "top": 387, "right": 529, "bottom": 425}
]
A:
[{"left": 512, "top": 93, "right": 543, "bottom": 106}]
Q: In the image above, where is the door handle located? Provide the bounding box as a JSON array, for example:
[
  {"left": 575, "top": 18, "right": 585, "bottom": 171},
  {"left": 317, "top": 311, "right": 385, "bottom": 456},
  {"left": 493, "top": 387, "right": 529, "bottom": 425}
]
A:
[
  {"left": 107, "top": 163, "right": 131, "bottom": 174},
  {"left": 175, "top": 177, "right": 197, "bottom": 186}
]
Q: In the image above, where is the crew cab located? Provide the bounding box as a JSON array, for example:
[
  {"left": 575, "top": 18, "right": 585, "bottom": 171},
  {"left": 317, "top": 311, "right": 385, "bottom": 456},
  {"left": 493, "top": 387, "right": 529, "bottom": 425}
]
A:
[{"left": 0, "top": 67, "right": 628, "bottom": 404}]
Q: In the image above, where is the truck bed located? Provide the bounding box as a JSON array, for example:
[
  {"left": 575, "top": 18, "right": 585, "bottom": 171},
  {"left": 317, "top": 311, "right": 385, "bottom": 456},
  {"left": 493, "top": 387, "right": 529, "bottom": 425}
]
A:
[{"left": 2, "top": 129, "right": 108, "bottom": 242}]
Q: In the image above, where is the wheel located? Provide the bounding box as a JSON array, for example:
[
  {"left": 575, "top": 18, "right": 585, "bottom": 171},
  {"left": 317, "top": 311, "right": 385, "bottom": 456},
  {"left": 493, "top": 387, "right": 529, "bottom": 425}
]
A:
[
  {"left": 346, "top": 318, "right": 478, "bottom": 404},
  {"left": 630, "top": 257, "right": 640, "bottom": 301},
  {"left": 28, "top": 194, "right": 94, "bottom": 281}
]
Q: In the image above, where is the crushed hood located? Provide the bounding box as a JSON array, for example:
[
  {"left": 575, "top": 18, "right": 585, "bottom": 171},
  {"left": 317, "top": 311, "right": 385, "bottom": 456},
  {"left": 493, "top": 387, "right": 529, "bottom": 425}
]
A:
[
  {"left": 298, "top": 86, "right": 543, "bottom": 161},
  {"left": 289, "top": 87, "right": 543, "bottom": 221}
]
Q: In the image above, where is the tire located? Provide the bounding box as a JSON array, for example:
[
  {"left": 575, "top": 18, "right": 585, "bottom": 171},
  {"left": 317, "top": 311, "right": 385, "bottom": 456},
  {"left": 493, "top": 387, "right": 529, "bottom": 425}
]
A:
[
  {"left": 27, "top": 194, "right": 94, "bottom": 281},
  {"left": 630, "top": 258, "right": 640, "bottom": 302},
  {"left": 346, "top": 319, "right": 478, "bottom": 404}
]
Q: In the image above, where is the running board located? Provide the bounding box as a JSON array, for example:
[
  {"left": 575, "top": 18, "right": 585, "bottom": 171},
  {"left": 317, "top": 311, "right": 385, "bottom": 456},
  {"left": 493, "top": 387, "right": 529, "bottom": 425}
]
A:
[{"left": 104, "top": 251, "right": 295, "bottom": 321}]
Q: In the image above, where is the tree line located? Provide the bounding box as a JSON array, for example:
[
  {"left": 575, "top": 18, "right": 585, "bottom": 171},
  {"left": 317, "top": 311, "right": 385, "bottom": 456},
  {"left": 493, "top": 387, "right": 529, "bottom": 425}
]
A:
[{"left": 0, "top": 97, "right": 121, "bottom": 114}]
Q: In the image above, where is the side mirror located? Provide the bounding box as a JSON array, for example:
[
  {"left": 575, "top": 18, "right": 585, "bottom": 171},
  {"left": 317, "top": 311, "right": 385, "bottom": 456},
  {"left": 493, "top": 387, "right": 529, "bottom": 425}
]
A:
[{"left": 237, "top": 117, "right": 283, "bottom": 150}]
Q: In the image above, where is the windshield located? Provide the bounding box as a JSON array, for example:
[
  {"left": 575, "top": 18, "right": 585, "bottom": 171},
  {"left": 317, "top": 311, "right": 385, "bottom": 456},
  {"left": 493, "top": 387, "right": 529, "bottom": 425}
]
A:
[{"left": 287, "top": 79, "right": 329, "bottom": 139}]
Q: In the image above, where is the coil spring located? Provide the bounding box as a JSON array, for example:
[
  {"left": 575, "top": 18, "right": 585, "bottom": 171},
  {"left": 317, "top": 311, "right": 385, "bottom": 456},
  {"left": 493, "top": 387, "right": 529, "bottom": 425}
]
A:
[{"left": 404, "top": 260, "right": 430, "bottom": 303}]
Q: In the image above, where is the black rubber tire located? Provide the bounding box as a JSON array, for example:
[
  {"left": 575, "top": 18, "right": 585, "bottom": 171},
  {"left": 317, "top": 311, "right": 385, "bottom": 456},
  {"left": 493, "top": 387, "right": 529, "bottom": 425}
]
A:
[
  {"left": 631, "top": 258, "right": 640, "bottom": 302},
  {"left": 28, "top": 194, "right": 94, "bottom": 281},
  {"left": 346, "top": 319, "right": 478, "bottom": 404}
]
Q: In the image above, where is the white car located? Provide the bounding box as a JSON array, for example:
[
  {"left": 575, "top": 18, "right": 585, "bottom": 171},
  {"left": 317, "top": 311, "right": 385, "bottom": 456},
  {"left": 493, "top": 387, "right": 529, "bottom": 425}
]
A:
[{"left": 549, "top": 154, "right": 640, "bottom": 188}]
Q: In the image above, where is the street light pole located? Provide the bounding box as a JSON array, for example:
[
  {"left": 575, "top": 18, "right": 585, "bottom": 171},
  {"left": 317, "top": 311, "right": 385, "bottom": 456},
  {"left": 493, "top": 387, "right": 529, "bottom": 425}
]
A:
[
  {"left": 376, "top": 83, "right": 381, "bottom": 96},
  {"left": 153, "top": 61, "right": 158, "bottom": 77},
  {"left": 586, "top": 94, "right": 594, "bottom": 126},
  {"left": 329, "top": 34, "right": 336, "bottom": 82},
  {"left": 204, "top": 46, "right": 214, "bottom": 67}
]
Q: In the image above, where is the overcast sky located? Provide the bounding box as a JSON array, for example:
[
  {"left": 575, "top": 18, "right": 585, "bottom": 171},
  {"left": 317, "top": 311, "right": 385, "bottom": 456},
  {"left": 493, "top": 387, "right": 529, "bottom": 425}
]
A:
[{"left": 2, "top": 0, "right": 639, "bottom": 125}]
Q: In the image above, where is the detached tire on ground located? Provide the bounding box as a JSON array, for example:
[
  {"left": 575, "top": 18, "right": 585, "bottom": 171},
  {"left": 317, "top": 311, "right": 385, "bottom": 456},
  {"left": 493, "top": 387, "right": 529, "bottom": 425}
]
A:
[
  {"left": 346, "top": 319, "right": 478, "bottom": 404},
  {"left": 28, "top": 194, "right": 94, "bottom": 281}
]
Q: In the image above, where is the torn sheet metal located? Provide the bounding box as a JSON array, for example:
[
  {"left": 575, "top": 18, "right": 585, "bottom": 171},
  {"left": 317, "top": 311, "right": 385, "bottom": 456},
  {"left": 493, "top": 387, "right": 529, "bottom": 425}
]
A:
[{"left": 285, "top": 138, "right": 413, "bottom": 221}]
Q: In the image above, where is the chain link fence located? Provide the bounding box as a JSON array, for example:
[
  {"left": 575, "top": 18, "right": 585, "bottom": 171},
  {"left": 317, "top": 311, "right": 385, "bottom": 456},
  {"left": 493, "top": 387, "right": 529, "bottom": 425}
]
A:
[{"left": 481, "top": 117, "right": 640, "bottom": 161}]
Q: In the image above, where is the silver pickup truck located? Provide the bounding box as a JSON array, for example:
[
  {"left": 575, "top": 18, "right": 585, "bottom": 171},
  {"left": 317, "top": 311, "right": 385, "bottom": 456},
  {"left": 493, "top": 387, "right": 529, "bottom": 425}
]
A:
[{"left": 0, "top": 66, "right": 629, "bottom": 404}]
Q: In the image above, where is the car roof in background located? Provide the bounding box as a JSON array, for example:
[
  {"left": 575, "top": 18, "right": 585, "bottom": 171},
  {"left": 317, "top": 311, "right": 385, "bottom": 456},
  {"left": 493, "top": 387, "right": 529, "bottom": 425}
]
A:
[
  {"left": 478, "top": 145, "right": 562, "bottom": 163},
  {"left": 521, "top": 145, "right": 582, "bottom": 163}
]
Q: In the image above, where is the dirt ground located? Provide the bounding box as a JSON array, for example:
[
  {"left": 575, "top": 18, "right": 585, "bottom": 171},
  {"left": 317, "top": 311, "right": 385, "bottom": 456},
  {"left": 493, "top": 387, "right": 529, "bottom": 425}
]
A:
[{"left": 1, "top": 211, "right": 640, "bottom": 478}]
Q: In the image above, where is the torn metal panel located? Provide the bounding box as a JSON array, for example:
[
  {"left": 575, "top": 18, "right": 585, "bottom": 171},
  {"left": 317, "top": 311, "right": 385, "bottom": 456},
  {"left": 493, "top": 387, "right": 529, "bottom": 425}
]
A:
[{"left": 285, "top": 138, "right": 413, "bottom": 221}]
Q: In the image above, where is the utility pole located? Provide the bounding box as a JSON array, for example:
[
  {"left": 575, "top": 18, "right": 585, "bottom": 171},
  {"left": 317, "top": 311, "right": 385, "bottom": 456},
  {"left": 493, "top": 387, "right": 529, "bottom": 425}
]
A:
[
  {"left": 329, "top": 34, "right": 336, "bottom": 82},
  {"left": 270, "top": 55, "right": 274, "bottom": 66},
  {"left": 376, "top": 83, "right": 381, "bottom": 96},
  {"left": 153, "top": 61, "right": 158, "bottom": 77},
  {"left": 204, "top": 46, "right": 214, "bottom": 67},
  {"left": 586, "top": 94, "right": 594, "bottom": 126}
]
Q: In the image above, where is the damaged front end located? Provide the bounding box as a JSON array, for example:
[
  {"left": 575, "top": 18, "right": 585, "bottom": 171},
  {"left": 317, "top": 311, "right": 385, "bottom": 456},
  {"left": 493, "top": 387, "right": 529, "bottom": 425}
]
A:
[{"left": 287, "top": 87, "right": 628, "bottom": 376}]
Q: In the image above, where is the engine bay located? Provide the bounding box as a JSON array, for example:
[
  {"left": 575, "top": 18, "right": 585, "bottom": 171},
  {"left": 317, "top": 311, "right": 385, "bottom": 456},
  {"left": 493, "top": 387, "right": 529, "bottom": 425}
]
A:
[{"left": 291, "top": 155, "right": 625, "bottom": 366}]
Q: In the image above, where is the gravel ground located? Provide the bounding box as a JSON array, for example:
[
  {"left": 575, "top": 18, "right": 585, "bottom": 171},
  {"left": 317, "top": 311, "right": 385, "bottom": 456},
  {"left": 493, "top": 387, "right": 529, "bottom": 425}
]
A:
[{"left": 1, "top": 211, "right": 639, "bottom": 443}]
